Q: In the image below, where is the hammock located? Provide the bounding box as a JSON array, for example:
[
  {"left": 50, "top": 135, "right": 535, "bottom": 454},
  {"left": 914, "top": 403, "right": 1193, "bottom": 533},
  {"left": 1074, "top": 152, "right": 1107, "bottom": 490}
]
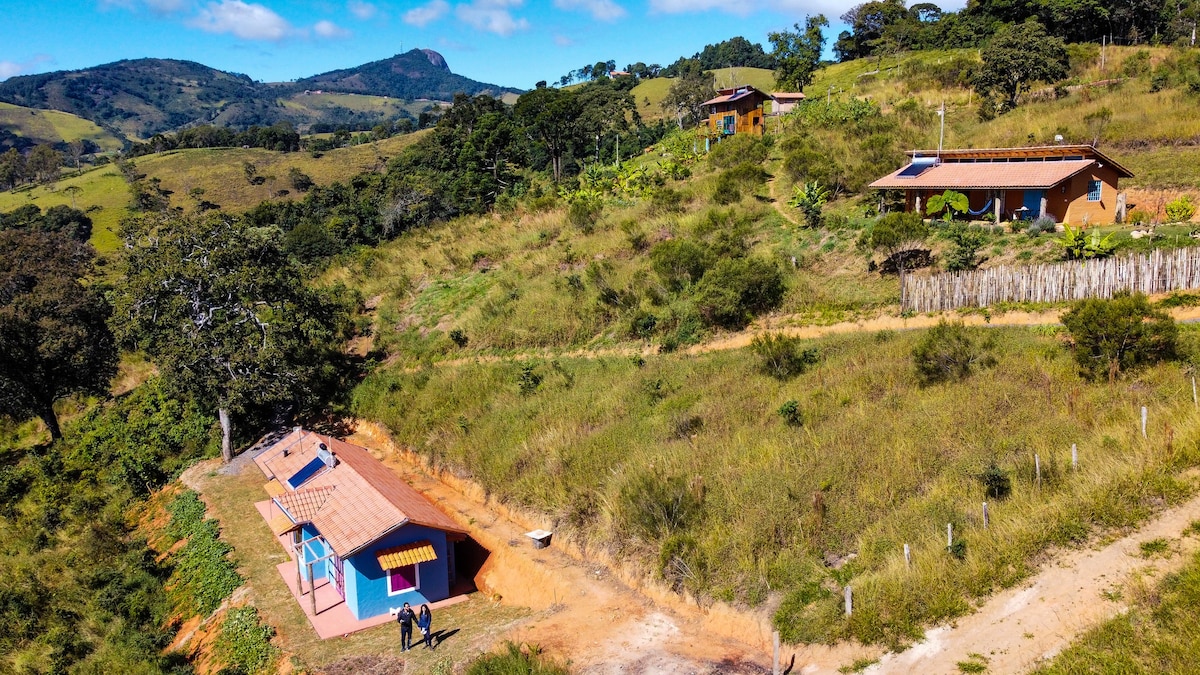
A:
[{"left": 967, "top": 199, "right": 994, "bottom": 216}]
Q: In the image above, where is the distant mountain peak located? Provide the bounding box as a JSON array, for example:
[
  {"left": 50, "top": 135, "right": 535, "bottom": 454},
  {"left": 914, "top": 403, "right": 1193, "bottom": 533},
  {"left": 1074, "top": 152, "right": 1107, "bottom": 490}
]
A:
[{"left": 419, "top": 49, "right": 448, "bottom": 70}]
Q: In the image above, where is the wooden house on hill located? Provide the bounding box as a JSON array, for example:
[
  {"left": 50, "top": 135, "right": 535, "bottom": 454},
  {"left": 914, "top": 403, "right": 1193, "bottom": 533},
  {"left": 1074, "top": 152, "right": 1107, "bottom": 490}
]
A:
[
  {"left": 870, "top": 145, "right": 1132, "bottom": 224},
  {"left": 703, "top": 85, "right": 769, "bottom": 137},
  {"left": 254, "top": 429, "right": 468, "bottom": 622},
  {"left": 769, "top": 92, "right": 806, "bottom": 115}
]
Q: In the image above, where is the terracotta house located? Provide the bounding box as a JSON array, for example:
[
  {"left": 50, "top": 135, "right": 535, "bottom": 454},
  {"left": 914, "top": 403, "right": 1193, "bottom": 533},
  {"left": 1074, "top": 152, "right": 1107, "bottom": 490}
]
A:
[
  {"left": 869, "top": 145, "right": 1133, "bottom": 224},
  {"left": 703, "top": 85, "right": 769, "bottom": 137},
  {"left": 254, "top": 429, "right": 468, "bottom": 620}
]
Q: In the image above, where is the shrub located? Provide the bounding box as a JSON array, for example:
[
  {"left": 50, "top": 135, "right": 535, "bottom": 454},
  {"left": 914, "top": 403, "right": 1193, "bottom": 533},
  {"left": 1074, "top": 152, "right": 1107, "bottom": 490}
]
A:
[
  {"left": 912, "top": 320, "right": 995, "bottom": 385},
  {"left": 1165, "top": 195, "right": 1196, "bottom": 223},
  {"left": 167, "top": 491, "right": 243, "bottom": 615},
  {"left": 777, "top": 399, "right": 804, "bottom": 426},
  {"left": 751, "top": 333, "right": 819, "bottom": 380},
  {"left": 977, "top": 463, "right": 1011, "bottom": 500},
  {"left": 650, "top": 239, "right": 709, "bottom": 291},
  {"left": 787, "top": 181, "right": 830, "bottom": 228},
  {"left": 659, "top": 533, "right": 709, "bottom": 594},
  {"left": 713, "top": 162, "right": 769, "bottom": 205},
  {"left": 1060, "top": 292, "right": 1177, "bottom": 382},
  {"left": 616, "top": 472, "right": 703, "bottom": 540},
  {"left": 708, "top": 134, "right": 768, "bottom": 169},
  {"left": 629, "top": 310, "right": 658, "bottom": 339},
  {"left": 568, "top": 198, "right": 602, "bottom": 230},
  {"left": 1056, "top": 223, "right": 1117, "bottom": 260},
  {"left": 1026, "top": 216, "right": 1057, "bottom": 235},
  {"left": 466, "top": 642, "right": 570, "bottom": 675},
  {"left": 693, "top": 257, "right": 786, "bottom": 329},
  {"left": 773, "top": 580, "right": 837, "bottom": 644},
  {"left": 944, "top": 223, "right": 989, "bottom": 272},
  {"left": 517, "top": 364, "right": 543, "bottom": 395},
  {"left": 1127, "top": 209, "right": 1152, "bottom": 225},
  {"left": 215, "top": 607, "right": 278, "bottom": 675},
  {"left": 449, "top": 329, "right": 469, "bottom": 348}
]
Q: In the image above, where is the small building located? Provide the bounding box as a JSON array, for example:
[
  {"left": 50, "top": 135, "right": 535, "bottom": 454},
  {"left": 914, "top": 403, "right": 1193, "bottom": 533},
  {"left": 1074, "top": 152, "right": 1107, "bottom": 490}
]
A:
[
  {"left": 770, "top": 92, "right": 806, "bottom": 115},
  {"left": 702, "top": 85, "right": 770, "bottom": 137},
  {"left": 254, "top": 429, "right": 468, "bottom": 621},
  {"left": 869, "top": 145, "right": 1133, "bottom": 224}
]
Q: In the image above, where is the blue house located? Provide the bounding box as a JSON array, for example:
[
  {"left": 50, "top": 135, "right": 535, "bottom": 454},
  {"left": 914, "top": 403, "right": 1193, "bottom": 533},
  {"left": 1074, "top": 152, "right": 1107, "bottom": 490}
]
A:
[{"left": 255, "top": 429, "right": 468, "bottom": 620}]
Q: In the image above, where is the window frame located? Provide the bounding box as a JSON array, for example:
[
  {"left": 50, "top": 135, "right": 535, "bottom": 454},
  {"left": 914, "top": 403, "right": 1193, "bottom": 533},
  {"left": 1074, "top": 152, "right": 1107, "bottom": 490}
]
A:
[
  {"left": 1087, "top": 179, "right": 1102, "bottom": 202},
  {"left": 387, "top": 563, "right": 420, "bottom": 596}
]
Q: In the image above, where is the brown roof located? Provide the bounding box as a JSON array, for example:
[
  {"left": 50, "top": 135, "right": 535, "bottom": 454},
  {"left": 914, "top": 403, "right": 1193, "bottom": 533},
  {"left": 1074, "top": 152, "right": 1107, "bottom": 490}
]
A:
[
  {"left": 870, "top": 159, "right": 1099, "bottom": 190},
  {"left": 254, "top": 429, "right": 466, "bottom": 557},
  {"left": 900, "top": 145, "right": 1134, "bottom": 177},
  {"left": 771, "top": 92, "right": 806, "bottom": 100},
  {"left": 702, "top": 85, "right": 769, "bottom": 106}
]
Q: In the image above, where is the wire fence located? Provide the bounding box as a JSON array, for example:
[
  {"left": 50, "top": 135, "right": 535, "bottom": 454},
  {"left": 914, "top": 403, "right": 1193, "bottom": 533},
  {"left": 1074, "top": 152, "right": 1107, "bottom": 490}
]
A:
[{"left": 902, "top": 248, "right": 1200, "bottom": 312}]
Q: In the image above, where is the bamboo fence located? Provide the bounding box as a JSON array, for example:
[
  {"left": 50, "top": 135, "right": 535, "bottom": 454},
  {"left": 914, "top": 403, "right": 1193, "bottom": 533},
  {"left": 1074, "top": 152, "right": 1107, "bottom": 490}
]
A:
[{"left": 902, "top": 248, "right": 1200, "bottom": 313}]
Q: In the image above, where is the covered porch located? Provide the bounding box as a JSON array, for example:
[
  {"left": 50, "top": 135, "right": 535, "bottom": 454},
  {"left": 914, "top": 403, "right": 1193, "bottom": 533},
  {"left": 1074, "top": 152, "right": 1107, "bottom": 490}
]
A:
[{"left": 908, "top": 188, "right": 1062, "bottom": 223}]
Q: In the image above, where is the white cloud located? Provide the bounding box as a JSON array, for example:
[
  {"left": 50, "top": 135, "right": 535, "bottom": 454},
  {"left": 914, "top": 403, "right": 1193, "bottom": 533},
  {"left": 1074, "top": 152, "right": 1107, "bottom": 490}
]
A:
[
  {"left": 455, "top": 0, "right": 528, "bottom": 36},
  {"left": 554, "top": 0, "right": 625, "bottom": 21},
  {"left": 0, "top": 55, "right": 53, "bottom": 81},
  {"left": 553, "top": 34, "right": 573, "bottom": 46},
  {"left": 100, "top": 0, "right": 191, "bottom": 13},
  {"left": 404, "top": 0, "right": 449, "bottom": 26},
  {"left": 313, "top": 19, "right": 351, "bottom": 38},
  {"left": 347, "top": 0, "right": 377, "bottom": 19},
  {"left": 189, "top": 0, "right": 294, "bottom": 40},
  {"left": 649, "top": 0, "right": 840, "bottom": 15}
]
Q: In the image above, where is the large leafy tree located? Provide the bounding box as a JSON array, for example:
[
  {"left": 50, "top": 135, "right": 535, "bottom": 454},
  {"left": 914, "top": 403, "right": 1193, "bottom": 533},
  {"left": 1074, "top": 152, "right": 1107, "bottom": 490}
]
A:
[
  {"left": 770, "top": 15, "right": 830, "bottom": 92},
  {"left": 661, "top": 59, "right": 716, "bottom": 129},
  {"left": 974, "top": 20, "right": 1068, "bottom": 114},
  {"left": 514, "top": 84, "right": 583, "bottom": 182},
  {"left": 113, "top": 213, "right": 351, "bottom": 462},
  {"left": 0, "top": 230, "right": 117, "bottom": 440},
  {"left": 1061, "top": 293, "right": 1177, "bottom": 382}
]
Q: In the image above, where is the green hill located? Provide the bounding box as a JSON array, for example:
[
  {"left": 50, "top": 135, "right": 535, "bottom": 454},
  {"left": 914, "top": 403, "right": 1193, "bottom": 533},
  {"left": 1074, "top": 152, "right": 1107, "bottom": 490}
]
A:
[{"left": 0, "top": 101, "right": 123, "bottom": 151}]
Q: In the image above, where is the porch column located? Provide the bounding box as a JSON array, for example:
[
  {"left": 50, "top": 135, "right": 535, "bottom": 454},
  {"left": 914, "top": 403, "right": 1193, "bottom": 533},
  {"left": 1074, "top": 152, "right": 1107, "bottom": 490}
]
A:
[
  {"left": 993, "top": 190, "right": 1002, "bottom": 224},
  {"left": 1040, "top": 194, "right": 1048, "bottom": 219},
  {"left": 914, "top": 192, "right": 922, "bottom": 215}
]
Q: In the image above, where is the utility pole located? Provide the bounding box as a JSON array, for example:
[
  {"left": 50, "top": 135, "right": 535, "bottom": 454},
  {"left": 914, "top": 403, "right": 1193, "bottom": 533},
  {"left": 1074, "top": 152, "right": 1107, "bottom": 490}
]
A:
[{"left": 1101, "top": 35, "right": 1106, "bottom": 71}]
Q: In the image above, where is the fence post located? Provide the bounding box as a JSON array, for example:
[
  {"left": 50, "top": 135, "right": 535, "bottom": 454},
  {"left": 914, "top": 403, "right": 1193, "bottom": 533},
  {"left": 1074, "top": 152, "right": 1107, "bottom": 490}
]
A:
[
  {"left": 1035, "top": 454, "right": 1041, "bottom": 486},
  {"left": 983, "top": 502, "right": 989, "bottom": 529},
  {"left": 947, "top": 522, "right": 953, "bottom": 548},
  {"left": 904, "top": 543, "right": 911, "bottom": 568},
  {"left": 1192, "top": 376, "right": 1197, "bottom": 409},
  {"left": 844, "top": 585, "right": 853, "bottom": 616},
  {"left": 1072, "top": 443, "right": 1078, "bottom": 470},
  {"left": 1142, "top": 406, "right": 1148, "bottom": 439},
  {"left": 773, "top": 630, "right": 781, "bottom": 675}
]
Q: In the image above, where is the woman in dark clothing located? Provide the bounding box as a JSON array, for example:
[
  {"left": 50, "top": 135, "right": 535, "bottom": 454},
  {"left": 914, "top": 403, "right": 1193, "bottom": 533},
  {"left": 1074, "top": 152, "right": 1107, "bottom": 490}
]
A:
[{"left": 417, "top": 604, "right": 434, "bottom": 650}]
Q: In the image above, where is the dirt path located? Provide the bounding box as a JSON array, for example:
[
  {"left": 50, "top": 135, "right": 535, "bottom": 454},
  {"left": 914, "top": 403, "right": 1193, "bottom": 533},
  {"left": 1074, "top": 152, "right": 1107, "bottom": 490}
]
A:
[
  {"left": 349, "top": 422, "right": 776, "bottom": 674},
  {"left": 767, "top": 175, "right": 800, "bottom": 227}
]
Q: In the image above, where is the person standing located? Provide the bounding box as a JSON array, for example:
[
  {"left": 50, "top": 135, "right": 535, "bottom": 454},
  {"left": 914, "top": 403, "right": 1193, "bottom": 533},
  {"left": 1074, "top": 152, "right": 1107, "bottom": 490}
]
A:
[
  {"left": 397, "top": 602, "right": 416, "bottom": 652},
  {"left": 417, "top": 604, "right": 433, "bottom": 650}
]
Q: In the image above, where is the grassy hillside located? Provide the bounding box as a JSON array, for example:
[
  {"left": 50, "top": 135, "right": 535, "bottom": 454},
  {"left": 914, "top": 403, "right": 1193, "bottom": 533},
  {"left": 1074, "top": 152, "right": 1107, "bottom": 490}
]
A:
[
  {"left": 0, "top": 166, "right": 131, "bottom": 253},
  {"left": 0, "top": 102, "right": 123, "bottom": 151}
]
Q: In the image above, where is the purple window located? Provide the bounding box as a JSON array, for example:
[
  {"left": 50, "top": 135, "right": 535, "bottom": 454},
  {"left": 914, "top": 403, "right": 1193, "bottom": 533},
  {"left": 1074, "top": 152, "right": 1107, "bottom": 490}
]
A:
[{"left": 388, "top": 564, "right": 419, "bottom": 595}]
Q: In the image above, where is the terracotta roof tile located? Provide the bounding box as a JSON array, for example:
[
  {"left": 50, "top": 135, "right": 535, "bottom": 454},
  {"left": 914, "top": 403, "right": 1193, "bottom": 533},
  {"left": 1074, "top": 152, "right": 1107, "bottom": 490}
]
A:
[
  {"left": 254, "top": 430, "right": 466, "bottom": 558},
  {"left": 870, "top": 160, "right": 1097, "bottom": 190},
  {"left": 376, "top": 540, "right": 438, "bottom": 569}
]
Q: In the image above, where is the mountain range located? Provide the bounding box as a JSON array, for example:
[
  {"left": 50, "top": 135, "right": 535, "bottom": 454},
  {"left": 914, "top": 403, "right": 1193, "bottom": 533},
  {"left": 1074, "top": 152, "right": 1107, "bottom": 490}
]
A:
[{"left": 0, "top": 49, "right": 521, "bottom": 142}]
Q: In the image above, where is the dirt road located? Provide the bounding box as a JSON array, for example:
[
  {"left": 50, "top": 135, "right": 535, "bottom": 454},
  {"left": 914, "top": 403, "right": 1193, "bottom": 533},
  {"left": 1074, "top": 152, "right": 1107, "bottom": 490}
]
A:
[{"left": 350, "top": 422, "right": 774, "bottom": 674}]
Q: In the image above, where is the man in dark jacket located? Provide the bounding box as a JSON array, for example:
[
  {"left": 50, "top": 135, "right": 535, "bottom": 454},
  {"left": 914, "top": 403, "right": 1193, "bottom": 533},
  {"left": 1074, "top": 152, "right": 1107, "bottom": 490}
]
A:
[{"left": 397, "top": 602, "right": 416, "bottom": 651}]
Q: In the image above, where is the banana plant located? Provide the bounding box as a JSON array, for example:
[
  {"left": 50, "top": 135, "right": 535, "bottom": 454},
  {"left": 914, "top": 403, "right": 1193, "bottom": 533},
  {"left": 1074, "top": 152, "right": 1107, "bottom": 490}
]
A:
[
  {"left": 787, "top": 181, "right": 830, "bottom": 228},
  {"left": 925, "top": 189, "right": 969, "bottom": 222},
  {"left": 1056, "top": 222, "right": 1117, "bottom": 260}
]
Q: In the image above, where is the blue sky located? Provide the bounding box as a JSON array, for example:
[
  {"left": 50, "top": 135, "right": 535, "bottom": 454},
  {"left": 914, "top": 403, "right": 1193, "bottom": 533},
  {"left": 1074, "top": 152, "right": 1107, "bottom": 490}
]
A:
[{"left": 0, "top": 0, "right": 950, "bottom": 90}]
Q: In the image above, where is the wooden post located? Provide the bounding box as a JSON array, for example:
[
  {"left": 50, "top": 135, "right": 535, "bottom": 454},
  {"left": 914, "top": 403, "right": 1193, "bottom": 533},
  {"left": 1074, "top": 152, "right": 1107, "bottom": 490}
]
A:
[
  {"left": 947, "top": 522, "right": 953, "bottom": 548},
  {"left": 1035, "top": 454, "right": 1042, "bottom": 486},
  {"left": 773, "top": 631, "right": 781, "bottom": 675},
  {"left": 1192, "top": 377, "right": 1197, "bottom": 409},
  {"left": 1142, "top": 406, "right": 1148, "bottom": 438},
  {"left": 1072, "top": 443, "right": 1078, "bottom": 470},
  {"left": 844, "top": 586, "right": 853, "bottom": 616},
  {"left": 983, "top": 502, "right": 989, "bottom": 529},
  {"left": 904, "top": 543, "right": 911, "bottom": 567}
]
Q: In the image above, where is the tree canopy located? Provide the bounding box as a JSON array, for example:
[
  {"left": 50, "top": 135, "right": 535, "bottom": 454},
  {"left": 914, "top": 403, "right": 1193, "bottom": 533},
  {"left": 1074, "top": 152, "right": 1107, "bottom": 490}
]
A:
[
  {"left": 974, "top": 20, "right": 1069, "bottom": 114},
  {"left": 662, "top": 60, "right": 716, "bottom": 129},
  {"left": 770, "top": 15, "right": 830, "bottom": 92},
  {"left": 112, "top": 213, "right": 351, "bottom": 461},
  {"left": 1061, "top": 293, "right": 1177, "bottom": 382},
  {"left": 0, "top": 230, "right": 117, "bottom": 439}
]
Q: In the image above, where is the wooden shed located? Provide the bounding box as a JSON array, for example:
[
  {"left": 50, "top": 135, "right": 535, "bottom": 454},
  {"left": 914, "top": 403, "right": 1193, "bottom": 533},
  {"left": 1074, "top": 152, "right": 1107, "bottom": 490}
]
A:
[{"left": 702, "top": 85, "right": 769, "bottom": 137}]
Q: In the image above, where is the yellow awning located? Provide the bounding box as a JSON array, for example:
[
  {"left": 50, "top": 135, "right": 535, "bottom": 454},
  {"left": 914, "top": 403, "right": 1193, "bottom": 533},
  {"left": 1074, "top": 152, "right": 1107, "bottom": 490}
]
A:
[
  {"left": 264, "top": 479, "right": 287, "bottom": 498},
  {"left": 268, "top": 513, "right": 300, "bottom": 536},
  {"left": 376, "top": 540, "right": 437, "bottom": 570}
]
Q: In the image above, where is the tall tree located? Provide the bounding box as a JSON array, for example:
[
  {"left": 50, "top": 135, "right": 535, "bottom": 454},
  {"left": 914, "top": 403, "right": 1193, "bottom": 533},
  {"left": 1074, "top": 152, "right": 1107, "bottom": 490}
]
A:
[
  {"left": 661, "top": 59, "right": 716, "bottom": 129},
  {"left": 0, "top": 148, "right": 26, "bottom": 189},
  {"left": 0, "top": 230, "right": 117, "bottom": 440},
  {"left": 974, "top": 20, "right": 1069, "bottom": 113},
  {"left": 770, "top": 15, "right": 830, "bottom": 91},
  {"left": 27, "top": 144, "right": 62, "bottom": 183},
  {"left": 112, "top": 213, "right": 350, "bottom": 461},
  {"left": 515, "top": 84, "right": 582, "bottom": 181}
]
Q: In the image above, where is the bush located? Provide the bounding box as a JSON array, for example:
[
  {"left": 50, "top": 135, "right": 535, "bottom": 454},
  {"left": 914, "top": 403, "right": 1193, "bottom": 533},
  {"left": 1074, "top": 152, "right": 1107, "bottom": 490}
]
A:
[
  {"left": 708, "top": 134, "right": 768, "bottom": 169},
  {"left": 912, "top": 320, "right": 995, "bottom": 385},
  {"left": 751, "top": 333, "right": 819, "bottom": 380},
  {"left": 567, "top": 198, "right": 602, "bottom": 230},
  {"left": 215, "top": 607, "right": 278, "bottom": 675},
  {"left": 777, "top": 399, "right": 804, "bottom": 426},
  {"left": 944, "top": 223, "right": 988, "bottom": 272},
  {"left": 517, "top": 364, "right": 543, "bottom": 395},
  {"left": 693, "top": 257, "right": 786, "bottom": 329},
  {"left": 1165, "top": 195, "right": 1196, "bottom": 223},
  {"left": 713, "top": 162, "right": 769, "bottom": 205},
  {"left": 650, "top": 239, "right": 709, "bottom": 291},
  {"left": 449, "top": 328, "right": 469, "bottom": 348},
  {"left": 1060, "top": 292, "right": 1177, "bottom": 382},
  {"left": 616, "top": 472, "right": 703, "bottom": 540},
  {"left": 1026, "top": 216, "right": 1057, "bottom": 235},
  {"left": 466, "top": 642, "right": 570, "bottom": 675},
  {"left": 977, "top": 463, "right": 1011, "bottom": 500},
  {"left": 167, "top": 491, "right": 243, "bottom": 615}
]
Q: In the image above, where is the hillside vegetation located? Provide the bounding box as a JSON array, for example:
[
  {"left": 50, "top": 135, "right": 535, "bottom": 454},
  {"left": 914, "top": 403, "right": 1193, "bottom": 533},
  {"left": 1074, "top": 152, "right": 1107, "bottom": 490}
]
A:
[{"left": 0, "top": 102, "right": 123, "bottom": 152}]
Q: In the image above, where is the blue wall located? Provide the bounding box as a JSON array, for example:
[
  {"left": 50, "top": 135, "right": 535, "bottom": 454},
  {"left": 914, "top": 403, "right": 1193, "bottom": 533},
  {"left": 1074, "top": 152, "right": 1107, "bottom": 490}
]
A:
[{"left": 344, "top": 524, "right": 451, "bottom": 620}]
